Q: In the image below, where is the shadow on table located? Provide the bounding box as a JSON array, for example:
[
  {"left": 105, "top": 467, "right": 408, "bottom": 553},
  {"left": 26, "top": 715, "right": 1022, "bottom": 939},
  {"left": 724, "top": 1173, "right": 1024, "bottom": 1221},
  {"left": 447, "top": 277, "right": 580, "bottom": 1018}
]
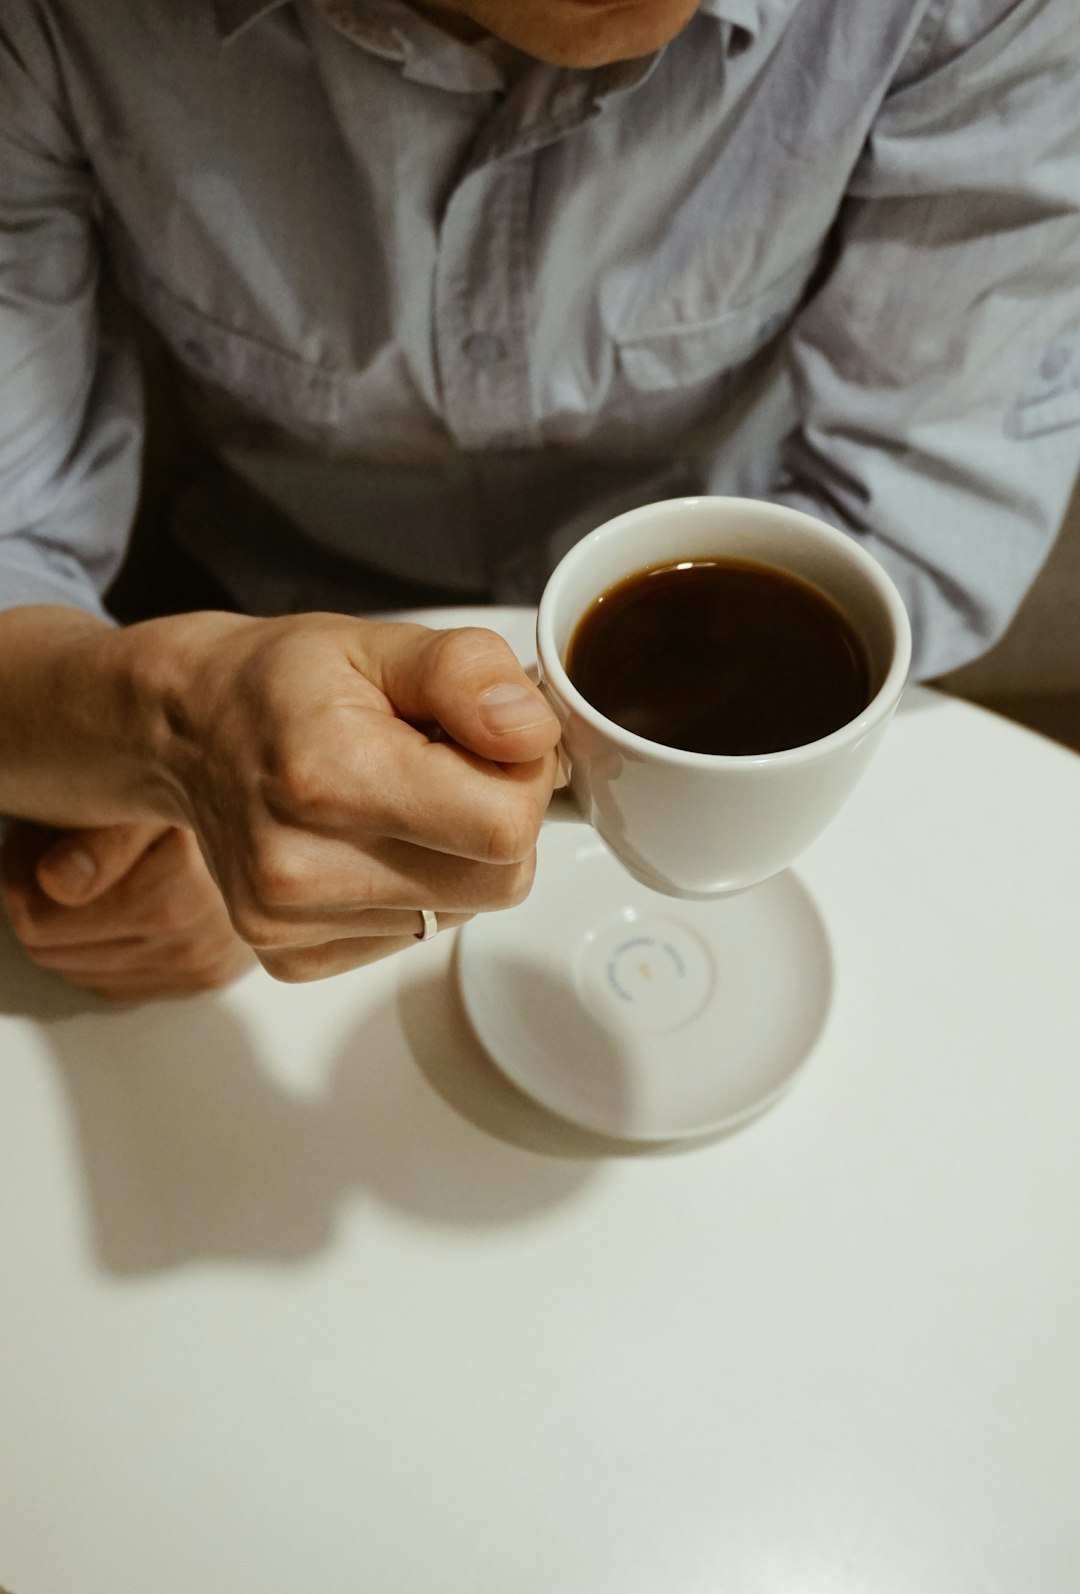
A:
[
  {"left": 0, "top": 917, "right": 609, "bottom": 1277},
  {"left": 393, "top": 952, "right": 675, "bottom": 1164}
]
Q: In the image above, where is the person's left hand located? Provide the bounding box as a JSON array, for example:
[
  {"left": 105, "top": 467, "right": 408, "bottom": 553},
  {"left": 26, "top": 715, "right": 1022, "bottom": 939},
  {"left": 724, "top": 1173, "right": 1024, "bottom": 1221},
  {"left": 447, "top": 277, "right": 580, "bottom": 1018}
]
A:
[{"left": 0, "top": 819, "right": 255, "bottom": 1000}]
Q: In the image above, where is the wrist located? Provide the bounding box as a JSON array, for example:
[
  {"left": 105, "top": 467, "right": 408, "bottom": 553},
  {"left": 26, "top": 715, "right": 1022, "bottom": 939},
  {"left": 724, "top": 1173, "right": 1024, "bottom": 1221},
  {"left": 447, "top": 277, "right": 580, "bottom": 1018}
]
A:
[
  {"left": 115, "top": 609, "right": 258, "bottom": 823},
  {"left": 0, "top": 603, "right": 256, "bottom": 830}
]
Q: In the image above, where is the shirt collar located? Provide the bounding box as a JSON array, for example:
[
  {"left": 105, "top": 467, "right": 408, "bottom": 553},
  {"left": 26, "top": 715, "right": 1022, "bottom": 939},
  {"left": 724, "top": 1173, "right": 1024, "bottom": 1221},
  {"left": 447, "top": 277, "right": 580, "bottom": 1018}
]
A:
[
  {"left": 208, "top": 0, "right": 522, "bottom": 86},
  {"left": 699, "top": 0, "right": 763, "bottom": 39},
  {"left": 215, "top": 0, "right": 765, "bottom": 46}
]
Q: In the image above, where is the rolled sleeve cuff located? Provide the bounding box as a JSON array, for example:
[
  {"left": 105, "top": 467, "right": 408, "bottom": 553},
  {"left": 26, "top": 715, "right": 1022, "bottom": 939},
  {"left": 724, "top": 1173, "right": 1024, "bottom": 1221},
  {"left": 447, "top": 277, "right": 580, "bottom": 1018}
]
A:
[{"left": 0, "top": 532, "right": 115, "bottom": 620}]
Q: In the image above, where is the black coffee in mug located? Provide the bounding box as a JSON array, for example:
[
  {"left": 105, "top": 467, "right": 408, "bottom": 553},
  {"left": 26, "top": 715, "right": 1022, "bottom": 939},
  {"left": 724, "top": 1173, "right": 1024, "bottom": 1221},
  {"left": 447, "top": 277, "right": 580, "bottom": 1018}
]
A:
[{"left": 565, "top": 558, "right": 872, "bottom": 756}]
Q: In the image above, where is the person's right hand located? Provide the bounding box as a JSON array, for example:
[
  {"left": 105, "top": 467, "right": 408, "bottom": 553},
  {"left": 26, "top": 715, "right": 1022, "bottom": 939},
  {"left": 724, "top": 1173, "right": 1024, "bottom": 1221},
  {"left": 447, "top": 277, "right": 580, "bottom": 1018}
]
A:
[{"left": 132, "top": 611, "right": 562, "bottom": 982}]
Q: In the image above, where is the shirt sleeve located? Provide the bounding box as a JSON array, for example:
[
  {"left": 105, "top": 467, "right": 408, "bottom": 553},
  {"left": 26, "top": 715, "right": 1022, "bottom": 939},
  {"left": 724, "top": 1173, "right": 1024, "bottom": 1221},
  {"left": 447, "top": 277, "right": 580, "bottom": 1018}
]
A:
[
  {"left": 769, "top": 0, "right": 1080, "bottom": 680},
  {"left": 0, "top": 11, "right": 142, "bottom": 620}
]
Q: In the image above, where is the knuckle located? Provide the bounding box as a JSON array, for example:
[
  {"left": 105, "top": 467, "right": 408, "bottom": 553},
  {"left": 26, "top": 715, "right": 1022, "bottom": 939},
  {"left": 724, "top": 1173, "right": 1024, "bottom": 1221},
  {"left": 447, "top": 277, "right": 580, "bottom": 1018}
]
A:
[
  {"left": 230, "top": 907, "right": 295, "bottom": 951},
  {"left": 426, "top": 624, "right": 490, "bottom": 670},
  {"left": 267, "top": 744, "right": 338, "bottom": 824},
  {"left": 257, "top": 948, "right": 323, "bottom": 985},
  {"left": 483, "top": 797, "right": 541, "bottom": 865},
  {"left": 187, "top": 961, "right": 240, "bottom": 993},
  {"left": 424, "top": 625, "right": 507, "bottom": 693},
  {"left": 259, "top": 934, "right": 397, "bottom": 984},
  {"left": 169, "top": 938, "right": 218, "bottom": 978},
  {"left": 495, "top": 854, "right": 536, "bottom": 910},
  {"left": 176, "top": 933, "right": 251, "bottom": 990},
  {"left": 246, "top": 836, "right": 315, "bottom": 912}
]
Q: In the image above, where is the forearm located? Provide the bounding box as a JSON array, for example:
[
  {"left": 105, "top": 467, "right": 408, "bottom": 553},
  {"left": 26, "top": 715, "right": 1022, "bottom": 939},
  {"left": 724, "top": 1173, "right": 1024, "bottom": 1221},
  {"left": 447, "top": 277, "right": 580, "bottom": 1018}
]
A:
[{"left": 0, "top": 605, "right": 200, "bottom": 829}]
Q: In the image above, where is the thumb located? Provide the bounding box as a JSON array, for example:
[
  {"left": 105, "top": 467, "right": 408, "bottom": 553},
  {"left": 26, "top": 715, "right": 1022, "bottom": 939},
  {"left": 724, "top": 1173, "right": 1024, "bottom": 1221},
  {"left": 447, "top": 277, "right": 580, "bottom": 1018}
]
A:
[
  {"left": 362, "top": 622, "right": 562, "bottom": 764},
  {"left": 36, "top": 821, "right": 168, "bottom": 906}
]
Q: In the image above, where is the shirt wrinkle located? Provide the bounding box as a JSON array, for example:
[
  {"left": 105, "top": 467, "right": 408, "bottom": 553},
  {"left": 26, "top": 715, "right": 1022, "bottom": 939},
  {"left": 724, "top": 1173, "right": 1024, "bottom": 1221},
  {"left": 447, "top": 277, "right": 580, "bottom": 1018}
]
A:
[
  {"left": 2, "top": 0, "right": 1079, "bottom": 681},
  {"left": 213, "top": 0, "right": 287, "bottom": 42},
  {"left": 459, "top": 50, "right": 663, "bottom": 170}
]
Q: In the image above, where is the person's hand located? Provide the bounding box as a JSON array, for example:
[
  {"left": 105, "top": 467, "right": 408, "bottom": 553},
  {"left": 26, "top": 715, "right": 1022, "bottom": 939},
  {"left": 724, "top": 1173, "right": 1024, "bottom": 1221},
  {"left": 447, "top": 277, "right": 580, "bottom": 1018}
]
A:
[
  {"left": 136, "top": 613, "right": 562, "bottom": 982},
  {"left": 0, "top": 819, "right": 255, "bottom": 1000}
]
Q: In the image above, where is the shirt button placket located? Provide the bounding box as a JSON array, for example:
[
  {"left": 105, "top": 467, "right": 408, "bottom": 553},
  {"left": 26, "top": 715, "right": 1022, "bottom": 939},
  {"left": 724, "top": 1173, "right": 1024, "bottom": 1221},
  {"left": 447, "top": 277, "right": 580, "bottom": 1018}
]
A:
[{"left": 434, "top": 157, "right": 540, "bottom": 452}]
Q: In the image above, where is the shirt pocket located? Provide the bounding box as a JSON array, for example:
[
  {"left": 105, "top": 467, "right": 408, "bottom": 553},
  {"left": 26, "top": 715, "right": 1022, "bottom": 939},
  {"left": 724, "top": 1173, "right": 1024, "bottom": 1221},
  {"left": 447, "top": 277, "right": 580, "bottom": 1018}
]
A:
[
  {"left": 613, "top": 251, "right": 819, "bottom": 395},
  {"left": 1005, "top": 338, "right": 1080, "bottom": 440},
  {"left": 120, "top": 260, "right": 348, "bottom": 441}
]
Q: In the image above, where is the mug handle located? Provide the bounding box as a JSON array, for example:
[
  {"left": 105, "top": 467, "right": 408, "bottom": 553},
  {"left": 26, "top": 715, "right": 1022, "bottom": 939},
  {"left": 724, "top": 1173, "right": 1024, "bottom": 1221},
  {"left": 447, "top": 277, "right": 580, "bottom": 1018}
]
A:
[
  {"left": 532, "top": 664, "right": 581, "bottom": 826},
  {"left": 544, "top": 779, "right": 580, "bottom": 826}
]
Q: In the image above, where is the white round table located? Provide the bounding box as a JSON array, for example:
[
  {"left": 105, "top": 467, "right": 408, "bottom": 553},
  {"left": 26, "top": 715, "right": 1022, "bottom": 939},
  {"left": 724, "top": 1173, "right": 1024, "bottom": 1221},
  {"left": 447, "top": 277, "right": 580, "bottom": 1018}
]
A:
[{"left": 2, "top": 608, "right": 1079, "bottom": 1594}]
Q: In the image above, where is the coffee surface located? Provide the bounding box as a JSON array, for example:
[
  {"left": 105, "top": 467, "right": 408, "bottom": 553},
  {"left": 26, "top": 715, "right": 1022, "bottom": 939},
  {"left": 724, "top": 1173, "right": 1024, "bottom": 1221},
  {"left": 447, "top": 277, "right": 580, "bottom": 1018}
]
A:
[{"left": 565, "top": 559, "right": 872, "bottom": 756}]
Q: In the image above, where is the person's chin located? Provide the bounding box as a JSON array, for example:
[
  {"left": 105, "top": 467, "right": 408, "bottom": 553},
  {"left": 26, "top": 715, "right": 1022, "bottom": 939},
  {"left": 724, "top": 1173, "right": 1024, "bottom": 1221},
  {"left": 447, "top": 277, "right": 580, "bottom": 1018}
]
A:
[{"left": 485, "top": 0, "right": 695, "bottom": 69}]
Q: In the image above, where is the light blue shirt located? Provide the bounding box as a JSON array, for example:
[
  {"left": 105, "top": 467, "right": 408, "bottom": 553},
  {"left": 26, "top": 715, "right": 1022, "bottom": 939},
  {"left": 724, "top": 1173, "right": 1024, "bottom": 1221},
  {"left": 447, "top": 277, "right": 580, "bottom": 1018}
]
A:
[{"left": 1, "top": 0, "right": 1079, "bottom": 676}]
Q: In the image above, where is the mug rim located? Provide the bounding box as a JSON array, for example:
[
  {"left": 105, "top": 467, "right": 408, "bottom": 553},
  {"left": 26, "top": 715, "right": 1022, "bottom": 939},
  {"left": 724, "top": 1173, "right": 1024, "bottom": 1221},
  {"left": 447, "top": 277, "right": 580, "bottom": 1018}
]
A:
[{"left": 536, "top": 495, "right": 913, "bottom": 770}]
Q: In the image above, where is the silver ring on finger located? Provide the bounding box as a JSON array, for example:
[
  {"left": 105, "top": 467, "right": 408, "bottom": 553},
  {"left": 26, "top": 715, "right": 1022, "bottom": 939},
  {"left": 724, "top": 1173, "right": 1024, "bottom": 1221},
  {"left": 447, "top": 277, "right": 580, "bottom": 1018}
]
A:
[{"left": 415, "top": 909, "right": 438, "bottom": 942}]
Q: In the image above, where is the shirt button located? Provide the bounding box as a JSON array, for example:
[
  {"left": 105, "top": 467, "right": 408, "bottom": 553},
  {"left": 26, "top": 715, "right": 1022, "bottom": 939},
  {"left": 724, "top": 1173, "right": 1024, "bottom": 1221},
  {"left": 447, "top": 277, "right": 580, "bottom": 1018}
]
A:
[
  {"left": 462, "top": 331, "right": 506, "bottom": 369},
  {"left": 1040, "top": 342, "right": 1071, "bottom": 381}
]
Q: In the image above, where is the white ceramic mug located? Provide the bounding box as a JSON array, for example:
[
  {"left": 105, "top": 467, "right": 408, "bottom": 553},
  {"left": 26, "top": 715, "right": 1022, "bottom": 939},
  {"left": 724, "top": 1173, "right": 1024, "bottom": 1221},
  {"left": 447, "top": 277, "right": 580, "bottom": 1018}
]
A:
[{"left": 537, "top": 496, "right": 912, "bottom": 900}]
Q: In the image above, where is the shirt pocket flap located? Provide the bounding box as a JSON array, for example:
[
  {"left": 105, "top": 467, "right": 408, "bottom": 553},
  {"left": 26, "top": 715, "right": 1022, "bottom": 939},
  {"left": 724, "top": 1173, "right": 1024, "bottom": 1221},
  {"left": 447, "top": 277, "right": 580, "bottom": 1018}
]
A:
[
  {"left": 124, "top": 265, "right": 347, "bottom": 439},
  {"left": 1006, "top": 384, "right": 1080, "bottom": 440},
  {"left": 1006, "top": 339, "right": 1080, "bottom": 440},
  {"left": 614, "top": 253, "right": 818, "bottom": 394}
]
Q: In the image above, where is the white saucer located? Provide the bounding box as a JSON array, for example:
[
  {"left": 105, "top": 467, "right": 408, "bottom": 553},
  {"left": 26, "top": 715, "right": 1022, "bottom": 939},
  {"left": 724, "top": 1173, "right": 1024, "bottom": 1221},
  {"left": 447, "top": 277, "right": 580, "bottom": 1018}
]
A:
[{"left": 457, "top": 823, "right": 833, "bottom": 1142}]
